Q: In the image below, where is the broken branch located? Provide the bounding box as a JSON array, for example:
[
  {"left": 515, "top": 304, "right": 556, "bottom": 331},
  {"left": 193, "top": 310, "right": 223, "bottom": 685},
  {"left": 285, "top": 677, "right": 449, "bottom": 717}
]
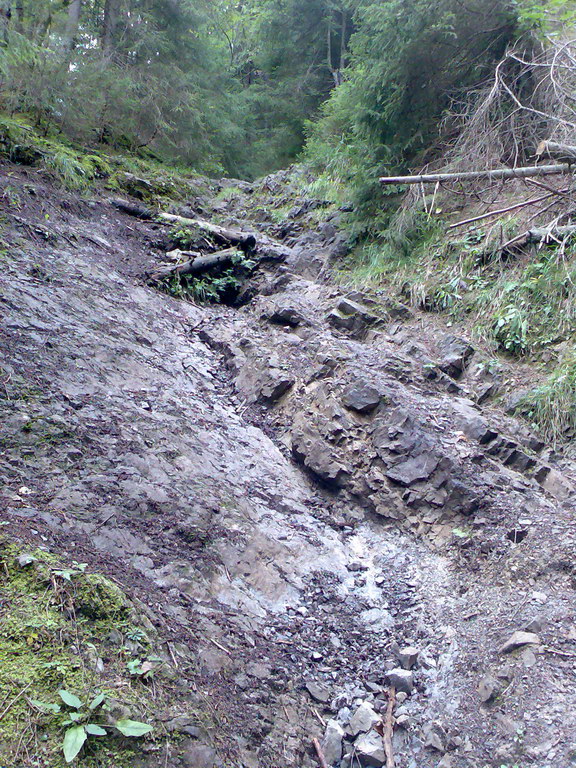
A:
[
  {"left": 448, "top": 189, "right": 565, "bottom": 230},
  {"left": 536, "top": 140, "right": 576, "bottom": 163},
  {"left": 312, "top": 737, "right": 329, "bottom": 768},
  {"left": 383, "top": 685, "right": 396, "bottom": 768},
  {"left": 158, "top": 213, "right": 257, "bottom": 250}
]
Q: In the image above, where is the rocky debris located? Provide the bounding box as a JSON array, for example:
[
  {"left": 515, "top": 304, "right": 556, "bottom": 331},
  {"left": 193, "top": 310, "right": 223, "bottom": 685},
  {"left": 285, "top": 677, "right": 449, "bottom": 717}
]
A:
[
  {"left": 397, "top": 645, "right": 419, "bottom": 670},
  {"left": 386, "top": 668, "right": 414, "bottom": 694},
  {"left": 321, "top": 719, "right": 345, "bottom": 765},
  {"left": 342, "top": 381, "right": 384, "bottom": 414},
  {"left": 500, "top": 631, "right": 541, "bottom": 654},
  {"left": 291, "top": 430, "right": 351, "bottom": 488},
  {"left": 306, "top": 681, "right": 331, "bottom": 704},
  {"left": 438, "top": 335, "right": 474, "bottom": 379},
  {"left": 235, "top": 362, "right": 295, "bottom": 404},
  {"left": 349, "top": 702, "right": 381, "bottom": 736},
  {"left": 478, "top": 674, "right": 501, "bottom": 703},
  {"left": 449, "top": 398, "right": 497, "bottom": 444}
]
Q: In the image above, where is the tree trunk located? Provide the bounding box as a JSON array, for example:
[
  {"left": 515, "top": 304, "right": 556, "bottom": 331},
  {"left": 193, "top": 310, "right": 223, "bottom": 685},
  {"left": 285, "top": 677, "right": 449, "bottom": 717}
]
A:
[
  {"left": 158, "top": 213, "right": 257, "bottom": 250},
  {"left": 150, "top": 248, "right": 240, "bottom": 281},
  {"left": 65, "top": 0, "right": 81, "bottom": 50},
  {"left": 15, "top": 0, "right": 22, "bottom": 33},
  {"left": 379, "top": 164, "right": 574, "bottom": 185},
  {"left": 525, "top": 224, "right": 576, "bottom": 243},
  {"left": 102, "top": 0, "right": 119, "bottom": 54},
  {"left": 536, "top": 140, "right": 576, "bottom": 163}
]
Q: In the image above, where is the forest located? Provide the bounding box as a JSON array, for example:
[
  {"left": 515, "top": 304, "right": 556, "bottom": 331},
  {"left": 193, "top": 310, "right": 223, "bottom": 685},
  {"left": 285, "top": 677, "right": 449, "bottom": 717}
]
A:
[{"left": 0, "top": 0, "right": 551, "bottom": 182}]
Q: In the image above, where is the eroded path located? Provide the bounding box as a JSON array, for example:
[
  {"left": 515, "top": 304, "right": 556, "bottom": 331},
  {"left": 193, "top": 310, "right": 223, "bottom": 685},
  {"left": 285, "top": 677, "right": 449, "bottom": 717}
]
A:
[{"left": 1, "top": 163, "right": 576, "bottom": 768}]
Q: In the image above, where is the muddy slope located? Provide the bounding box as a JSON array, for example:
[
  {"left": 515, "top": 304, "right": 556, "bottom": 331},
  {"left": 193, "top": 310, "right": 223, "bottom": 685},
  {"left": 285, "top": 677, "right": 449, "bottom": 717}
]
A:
[{"left": 1, "top": 163, "right": 576, "bottom": 768}]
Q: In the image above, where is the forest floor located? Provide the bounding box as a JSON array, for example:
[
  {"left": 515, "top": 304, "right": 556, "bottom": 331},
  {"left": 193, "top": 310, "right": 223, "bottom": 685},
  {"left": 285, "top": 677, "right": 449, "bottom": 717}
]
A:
[{"left": 1, "top": 159, "right": 576, "bottom": 768}]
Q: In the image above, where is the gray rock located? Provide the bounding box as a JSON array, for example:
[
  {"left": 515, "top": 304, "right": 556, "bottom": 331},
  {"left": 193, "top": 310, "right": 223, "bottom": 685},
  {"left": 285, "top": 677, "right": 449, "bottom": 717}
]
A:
[
  {"left": 450, "top": 398, "right": 497, "bottom": 444},
  {"left": 386, "top": 668, "right": 414, "bottom": 694},
  {"left": 322, "top": 719, "right": 345, "bottom": 765},
  {"left": 397, "top": 646, "right": 419, "bottom": 670},
  {"left": 385, "top": 454, "right": 439, "bottom": 486},
  {"left": 349, "top": 701, "right": 380, "bottom": 736},
  {"left": 438, "top": 335, "right": 474, "bottom": 379},
  {"left": 355, "top": 730, "right": 386, "bottom": 767},
  {"left": 342, "top": 381, "right": 383, "bottom": 414},
  {"left": 292, "top": 432, "right": 351, "bottom": 488},
  {"left": 500, "top": 631, "right": 541, "bottom": 654},
  {"left": 478, "top": 674, "right": 500, "bottom": 703},
  {"left": 267, "top": 306, "right": 308, "bottom": 327},
  {"left": 305, "top": 681, "right": 331, "bottom": 703},
  {"left": 180, "top": 740, "right": 222, "bottom": 768}
]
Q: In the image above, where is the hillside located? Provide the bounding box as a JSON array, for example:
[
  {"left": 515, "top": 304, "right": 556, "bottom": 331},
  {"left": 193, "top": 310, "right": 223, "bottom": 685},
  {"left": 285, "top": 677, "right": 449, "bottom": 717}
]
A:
[{"left": 1, "top": 147, "right": 576, "bottom": 767}]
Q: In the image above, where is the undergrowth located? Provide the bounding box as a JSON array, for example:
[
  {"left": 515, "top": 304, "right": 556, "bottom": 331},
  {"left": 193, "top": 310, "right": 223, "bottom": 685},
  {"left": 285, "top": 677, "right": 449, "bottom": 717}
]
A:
[
  {"left": 0, "top": 114, "right": 209, "bottom": 201},
  {"left": 343, "top": 212, "right": 576, "bottom": 443}
]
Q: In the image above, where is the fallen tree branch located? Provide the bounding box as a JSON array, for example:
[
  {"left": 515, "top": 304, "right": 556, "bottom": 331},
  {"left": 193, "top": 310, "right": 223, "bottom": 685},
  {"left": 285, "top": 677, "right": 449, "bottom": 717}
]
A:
[
  {"left": 111, "top": 198, "right": 153, "bottom": 219},
  {"left": 312, "top": 737, "right": 329, "bottom": 768},
  {"left": 383, "top": 686, "right": 396, "bottom": 768},
  {"left": 501, "top": 223, "right": 576, "bottom": 252},
  {"left": 536, "top": 140, "right": 576, "bottom": 163},
  {"left": 448, "top": 188, "right": 567, "bottom": 230},
  {"left": 149, "top": 248, "right": 240, "bottom": 281},
  {"left": 158, "top": 213, "right": 257, "bottom": 250},
  {"left": 379, "top": 164, "right": 574, "bottom": 186}
]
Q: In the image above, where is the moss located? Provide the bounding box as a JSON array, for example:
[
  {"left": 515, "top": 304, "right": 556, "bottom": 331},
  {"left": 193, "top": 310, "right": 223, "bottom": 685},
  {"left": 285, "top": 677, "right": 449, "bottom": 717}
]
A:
[{"left": 0, "top": 544, "right": 160, "bottom": 767}]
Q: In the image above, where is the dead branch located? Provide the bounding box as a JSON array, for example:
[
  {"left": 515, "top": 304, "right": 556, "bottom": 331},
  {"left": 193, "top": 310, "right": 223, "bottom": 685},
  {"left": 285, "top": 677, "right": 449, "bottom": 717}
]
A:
[
  {"left": 312, "top": 737, "right": 329, "bottom": 768},
  {"left": 380, "top": 164, "right": 573, "bottom": 185},
  {"left": 501, "top": 223, "right": 576, "bottom": 252},
  {"left": 383, "top": 685, "right": 396, "bottom": 768},
  {"left": 158, "top": 213, "right": 257, "bottom": 250},
  {"left": 536, "top": 139, "right": 576, "bottom": 162},
  {"left": 111, "top": 198, "right": 154, "bottom": 219},
  {"left": 448, "top": 188, "right": 567, "bottom": 229}
]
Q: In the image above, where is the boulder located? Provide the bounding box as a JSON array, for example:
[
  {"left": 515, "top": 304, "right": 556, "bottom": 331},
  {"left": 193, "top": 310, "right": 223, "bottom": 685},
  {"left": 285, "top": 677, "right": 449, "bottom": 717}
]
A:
[
  {"left": 438, "top": 335, "right": 474, "bottom": 379},
  {"left": 385, "top": 454, "right": 439, "bottom": 486},
  {"left": 292, "top": 432, "right": 351, "bottom": 489},
  {"left": 267, "top": 306, "right": 308, "bottom": 328},
  {"left": 386, "top": 668, "right": 414, "bottom": 694},
  {"left": 500, "top": 631, "right": 541, "bottom": 654},
  {"left": 305, "top": 681, "right": 331, "bottom": 704},
  {"left": 397, "top": 645, "right": 419, "bottom": 670},
  {"left": 355, "top": 730, "right": 386, "bottom": 767}
]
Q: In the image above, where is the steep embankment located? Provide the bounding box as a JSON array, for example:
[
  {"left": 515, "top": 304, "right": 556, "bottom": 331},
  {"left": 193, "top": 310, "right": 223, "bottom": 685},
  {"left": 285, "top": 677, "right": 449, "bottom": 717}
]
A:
[{"left": 1, "top": 161, "right": 576, "bottom": 768}]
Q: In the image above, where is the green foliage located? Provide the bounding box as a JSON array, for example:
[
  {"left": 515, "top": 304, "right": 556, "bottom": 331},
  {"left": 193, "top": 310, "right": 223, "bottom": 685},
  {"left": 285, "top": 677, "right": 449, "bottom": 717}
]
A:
[
  {"left": 305, "top": 0, "right": 519, "bottom": 231},
  {"left": 515, "top": 354, "right": 576, "bottom": 444},
  {"left": 162, "top": 250, "right": 256, "bottom": 304},
  {"left": 0, "top": 544, "right": 157, "bottom": 767}
]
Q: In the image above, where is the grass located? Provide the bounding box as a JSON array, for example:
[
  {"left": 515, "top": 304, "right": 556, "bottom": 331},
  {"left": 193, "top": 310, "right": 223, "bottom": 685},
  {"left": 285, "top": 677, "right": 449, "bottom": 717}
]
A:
[
  {"left": 0, "top": 114, "right": 211, "bottom": 201},
  {"left": 514, "top": 354, "right": 576, "bottom": 446}
]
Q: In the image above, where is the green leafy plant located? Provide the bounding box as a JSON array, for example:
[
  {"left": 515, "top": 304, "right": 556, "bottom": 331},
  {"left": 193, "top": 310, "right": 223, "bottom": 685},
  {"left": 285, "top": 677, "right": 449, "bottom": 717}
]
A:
[{"left": 31, "top": 690, "right": 152, "bottom": 763}]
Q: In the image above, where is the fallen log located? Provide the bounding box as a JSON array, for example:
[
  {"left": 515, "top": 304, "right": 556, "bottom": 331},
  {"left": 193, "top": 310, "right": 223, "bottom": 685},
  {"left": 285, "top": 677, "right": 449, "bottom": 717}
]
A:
[
  {"left": 501, "top": 224, "right": 576, "bottom": 252},
  {"left": 111, "top": 198, "right": 154, "bottom": 219},
  {"left": 379, "top": 164, "right": 574, "bottom": 186},
  {"left": 158, "top": 213, "right": 257, "bottom": 250},
  {"left": 150, "top": 248, "right": 241, "bottom": 281},
  {"left": 536, "top": 140, "right": 576, "bottom": 163}
]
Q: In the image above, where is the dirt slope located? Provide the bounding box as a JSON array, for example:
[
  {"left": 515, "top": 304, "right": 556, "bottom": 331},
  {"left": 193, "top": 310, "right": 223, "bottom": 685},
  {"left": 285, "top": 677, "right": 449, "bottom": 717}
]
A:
[{"left": 1, "top": 162, "right": 576, "bottom": 768}]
